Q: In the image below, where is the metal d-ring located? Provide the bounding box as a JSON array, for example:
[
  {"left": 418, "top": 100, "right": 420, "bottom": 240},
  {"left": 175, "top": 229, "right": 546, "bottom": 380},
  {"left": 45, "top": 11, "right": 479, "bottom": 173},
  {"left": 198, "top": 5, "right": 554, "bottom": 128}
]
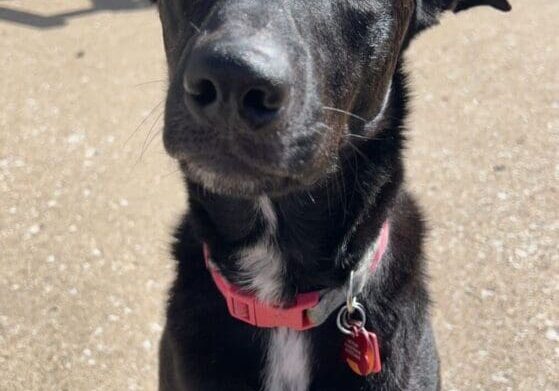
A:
[
  {"left": 346, "top": 270, "right": 356, "bottom": 314},
  {"left": 336, "top": 302, "right": 366, "bottom": 335}
]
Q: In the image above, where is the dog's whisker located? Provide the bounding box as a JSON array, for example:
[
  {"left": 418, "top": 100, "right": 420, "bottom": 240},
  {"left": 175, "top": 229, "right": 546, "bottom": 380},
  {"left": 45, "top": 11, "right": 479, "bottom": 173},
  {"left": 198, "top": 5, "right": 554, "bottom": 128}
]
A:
[
  {"left": 322, "top": 106, "right": 367, "bottom": 123},
  {"left": 133, "top": 112, "right": 164, "bottom": 169},
  {"left": 133, "top": 79, "right": 167, "bottom": 88},
  {"left": 190, "top": 22, "right": 201, "bottom": 33},
  {"left": 349, "top": 153, "right": 361, "bottom": 197},
  {"left": 334, "top": 172, "right": 348, "bottom": 223},
  {"left": 125, "top": 100, "right": 164, "bottom": 147},
  {"left": 343, "top": 151, "right": 367, "bottom": 198},
  {"left": 141, "top": 110, "right": 165, "bottom": 153},
  {"left": 344, "top": 133, "right": 377, "bottom": 141},
  {"left": 307, "top": 192, "right": 316, "bottom": 204},
  {"left": 141, "top": 127, "right": 163, "bottom": 160},
  {"left": 345, "top": 139, "right": 371, "bottom": 163},
  {"left": 135, "top": 128, "right": 163, "bottom": 168},
  {"left": 161, "top": 166, "right": 182, "bottom": 179}
]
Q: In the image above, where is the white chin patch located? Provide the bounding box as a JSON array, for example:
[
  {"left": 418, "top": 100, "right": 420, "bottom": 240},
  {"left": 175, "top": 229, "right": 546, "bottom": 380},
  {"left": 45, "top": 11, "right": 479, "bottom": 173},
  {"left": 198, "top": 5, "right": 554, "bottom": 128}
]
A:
[{"left": 186, "top": 160, "right": 261, "bottom": 195}]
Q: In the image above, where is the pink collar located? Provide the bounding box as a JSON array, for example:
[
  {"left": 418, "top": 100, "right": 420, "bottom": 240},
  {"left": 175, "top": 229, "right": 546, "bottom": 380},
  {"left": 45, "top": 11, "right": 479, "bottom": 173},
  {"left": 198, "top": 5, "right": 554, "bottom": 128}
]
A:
[{"left": 203, "top": 221, "right": 390, "bottom": 331}]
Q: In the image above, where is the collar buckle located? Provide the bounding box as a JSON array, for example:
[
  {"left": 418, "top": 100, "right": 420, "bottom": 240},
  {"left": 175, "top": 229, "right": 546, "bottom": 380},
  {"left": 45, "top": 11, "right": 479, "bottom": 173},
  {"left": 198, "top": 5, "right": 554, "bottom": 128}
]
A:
[
  {"left": 204, "top": 244, "right": 321, "bottom": 330},
  {"left": 225, "top": 283, "right": 321, "bottom": 330}
]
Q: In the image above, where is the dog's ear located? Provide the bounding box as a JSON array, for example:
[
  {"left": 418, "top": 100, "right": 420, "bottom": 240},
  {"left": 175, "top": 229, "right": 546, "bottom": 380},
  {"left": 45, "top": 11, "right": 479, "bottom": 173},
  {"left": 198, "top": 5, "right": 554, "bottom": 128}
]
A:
[
  {"left": 452, "top": 0, "right": 512, "bottom": 13},
  {"left": 416, "top": 0, "right": 511, "bottom": 31}
]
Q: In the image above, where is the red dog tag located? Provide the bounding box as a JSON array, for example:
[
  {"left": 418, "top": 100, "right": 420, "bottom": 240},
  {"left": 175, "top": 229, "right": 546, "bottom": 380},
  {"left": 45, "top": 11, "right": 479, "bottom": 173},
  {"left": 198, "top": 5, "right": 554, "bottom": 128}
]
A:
[{"left": 341, "top": 327, "right": 382, "bottom": 376}]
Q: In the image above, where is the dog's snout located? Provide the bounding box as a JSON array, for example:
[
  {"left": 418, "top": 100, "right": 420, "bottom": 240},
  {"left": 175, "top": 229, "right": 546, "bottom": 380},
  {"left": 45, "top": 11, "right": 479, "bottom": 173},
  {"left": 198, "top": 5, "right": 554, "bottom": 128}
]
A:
[{"left": 183, "top": 41, "right": 291, "bottom": 129}]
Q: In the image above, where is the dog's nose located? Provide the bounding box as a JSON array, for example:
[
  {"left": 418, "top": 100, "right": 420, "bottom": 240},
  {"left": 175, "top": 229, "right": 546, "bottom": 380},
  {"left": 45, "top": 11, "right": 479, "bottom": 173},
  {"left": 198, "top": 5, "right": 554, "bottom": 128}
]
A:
[{"left": 183, "top": 41, "right": 291, "bottom": 129}]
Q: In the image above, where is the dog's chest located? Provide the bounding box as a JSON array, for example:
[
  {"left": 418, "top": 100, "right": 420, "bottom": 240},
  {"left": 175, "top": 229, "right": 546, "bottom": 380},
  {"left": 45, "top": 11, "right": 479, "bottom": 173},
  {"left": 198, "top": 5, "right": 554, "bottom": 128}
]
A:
[
  {"left": 234, "top": 198, "right": 312, "bottom": 389},
  {"left": 264, "top": 328, "right": 312, "bottom": 391}
]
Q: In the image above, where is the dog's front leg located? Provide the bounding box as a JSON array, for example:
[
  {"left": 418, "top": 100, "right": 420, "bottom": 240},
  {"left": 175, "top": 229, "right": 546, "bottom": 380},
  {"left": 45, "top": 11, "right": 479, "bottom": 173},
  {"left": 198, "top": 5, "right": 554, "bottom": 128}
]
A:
[{"left": 159, "top": 327, "right": 255, "bottom": 391}]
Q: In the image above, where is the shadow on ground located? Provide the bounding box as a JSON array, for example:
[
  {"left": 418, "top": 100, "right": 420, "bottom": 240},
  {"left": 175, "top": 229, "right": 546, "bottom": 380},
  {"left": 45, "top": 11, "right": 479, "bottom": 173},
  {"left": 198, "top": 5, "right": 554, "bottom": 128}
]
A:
[{"left": 0, "top": 0, "right": 153, "bottom": 29}]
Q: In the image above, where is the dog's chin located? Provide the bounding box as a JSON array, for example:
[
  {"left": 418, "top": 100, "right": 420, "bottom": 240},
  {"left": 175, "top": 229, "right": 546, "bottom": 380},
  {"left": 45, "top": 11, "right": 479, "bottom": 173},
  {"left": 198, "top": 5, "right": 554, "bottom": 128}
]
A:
[{"left": 176, "top": 157, "right": 318, "bottom": 198}]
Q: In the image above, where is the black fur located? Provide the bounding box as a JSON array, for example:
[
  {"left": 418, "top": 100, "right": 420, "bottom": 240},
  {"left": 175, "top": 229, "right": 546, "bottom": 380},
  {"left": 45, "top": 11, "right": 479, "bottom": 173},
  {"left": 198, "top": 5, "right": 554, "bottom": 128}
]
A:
[{"left": 153, "top": 0, "right": 511, "bottom": 390}]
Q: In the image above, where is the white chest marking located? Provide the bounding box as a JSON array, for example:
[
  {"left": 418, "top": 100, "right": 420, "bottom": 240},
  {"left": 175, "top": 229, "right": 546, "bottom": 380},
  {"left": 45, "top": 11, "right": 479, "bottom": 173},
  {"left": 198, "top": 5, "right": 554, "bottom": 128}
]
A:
[
  {"left": 235, "top": 198, "right": 312, "bottom": 388},
  {"left": 236, "top": 238, "right": 284, "bottom": 303},
  {"left": 264, "top": 328, "right": 312, "bottom": 391},
  {"left": 236, "top": 196, "right": 283, "bottom": 303}
]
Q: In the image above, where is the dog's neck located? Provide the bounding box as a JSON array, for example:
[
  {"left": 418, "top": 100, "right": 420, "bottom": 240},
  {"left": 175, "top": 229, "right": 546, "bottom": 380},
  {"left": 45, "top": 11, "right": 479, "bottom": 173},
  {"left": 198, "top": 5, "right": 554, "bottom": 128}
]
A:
[{"left": 186, "top": 71, "right": 407, "bottom": 303}]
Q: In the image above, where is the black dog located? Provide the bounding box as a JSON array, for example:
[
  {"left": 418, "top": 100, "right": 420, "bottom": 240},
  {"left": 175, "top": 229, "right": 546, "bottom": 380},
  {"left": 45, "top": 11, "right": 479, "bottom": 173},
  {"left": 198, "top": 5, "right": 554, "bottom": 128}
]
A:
[{"left": 154, "top": 0, "right": 511, "bottom": 390}]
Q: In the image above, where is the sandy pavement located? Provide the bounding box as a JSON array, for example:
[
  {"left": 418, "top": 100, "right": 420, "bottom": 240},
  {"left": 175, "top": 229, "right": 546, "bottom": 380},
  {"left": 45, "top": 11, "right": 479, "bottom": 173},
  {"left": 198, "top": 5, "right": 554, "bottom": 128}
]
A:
[{"left": 0, "top": 0, "right": 557, "bottom": 390}]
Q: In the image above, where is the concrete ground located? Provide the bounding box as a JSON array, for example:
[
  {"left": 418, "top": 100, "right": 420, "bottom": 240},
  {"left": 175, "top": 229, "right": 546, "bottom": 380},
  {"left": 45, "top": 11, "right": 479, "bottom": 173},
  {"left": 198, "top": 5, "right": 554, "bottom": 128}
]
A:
[{"left": 0, "top": 0, "right": 557, "bottom": 390}]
